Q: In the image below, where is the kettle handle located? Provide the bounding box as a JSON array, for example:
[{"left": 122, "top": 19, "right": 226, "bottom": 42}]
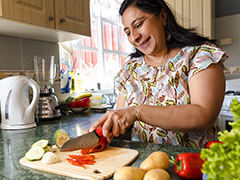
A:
[{"left": 25, "top": 78, "right": 40, "bottom": 117}]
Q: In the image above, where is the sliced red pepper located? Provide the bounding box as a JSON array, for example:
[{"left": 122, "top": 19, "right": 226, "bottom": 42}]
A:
[
  {"left": 68, "top": 154, "right": 95, "bottom": 161},
  {"left": 81, "top": 136, "right": 109, "bottom": 155},
  {"left": 171, "top": 153, "right": 204, "bottom": 180},
  {"left": 76, "top": 160, "right": 95, "bottom": 165},
  {"left": 66, "top": 154, "right": 96, "bottom": 168},
  {"left": 206, "top": 141, "right": 223, "bottom": 149},
  {"left": 70, "top": 158, "right": 95, "bottom": 165},
  {"left": 67, "top": 158, "right": 95, "bottom": 164},
  {"left": 66, "top": 158, "right": 86, "bottom": 169}
]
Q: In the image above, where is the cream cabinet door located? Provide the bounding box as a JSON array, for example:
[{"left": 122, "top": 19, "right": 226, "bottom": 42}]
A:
[
  {"left": 54, "top": 0, "right": 91, "bottom": 37},
  {"left": 0, "top": 0, "right": 55, "bottom": 28},
  {"left": 165, "top": 0, "right": 214, "bottom": 39},
  {"left": 0, "top": 0, "right": 91, "bottom": 42}
]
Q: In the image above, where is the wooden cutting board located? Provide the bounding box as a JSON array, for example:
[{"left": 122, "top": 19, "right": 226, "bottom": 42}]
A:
[{"left": 19, "top": 146, "right": 139, "bottom": 180}]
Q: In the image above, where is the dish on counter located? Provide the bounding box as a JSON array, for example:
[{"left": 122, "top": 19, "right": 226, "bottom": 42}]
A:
[
  {"left": 66, "top": 97, "right": 90, "bottom": 112},
  {"left": 90, "top": 105, "right": 107, "bottom": 113},
  {"left": 70, "top": 107, "right": 89, "bottom": 113}
]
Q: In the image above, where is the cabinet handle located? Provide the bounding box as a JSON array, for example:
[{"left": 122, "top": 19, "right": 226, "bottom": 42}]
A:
[
  {"left": 60, "top": 18, "right": 66, "bottom": 23},
  {"left": 48, "top": 16, "right": 55, "bottom": 21}
]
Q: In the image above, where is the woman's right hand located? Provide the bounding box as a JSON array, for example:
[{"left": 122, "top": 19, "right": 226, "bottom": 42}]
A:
[{"left": 85, "top": 106, "right": 138, "bottom": 141}]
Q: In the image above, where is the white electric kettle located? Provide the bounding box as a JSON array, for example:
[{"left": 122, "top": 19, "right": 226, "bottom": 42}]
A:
[{"left": 0, "top": 76, "right": 40, "bottom": 129}]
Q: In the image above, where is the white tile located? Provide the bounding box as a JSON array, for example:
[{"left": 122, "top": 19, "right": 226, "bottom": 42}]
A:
[
  {"left": 46, "top": 42, "right": 60, "bottom": 65},
  {"left": 21, "top": 38, "right": 47, "bottom": 70},
  {"left": 233, "top": 14, "right": 240, "bottom": 30},
  {"left": 0, "top": 35, "right": 22, "bottom": 70},
  {"left": 215, "top": 16, "right": 234, "bottom": 35}
]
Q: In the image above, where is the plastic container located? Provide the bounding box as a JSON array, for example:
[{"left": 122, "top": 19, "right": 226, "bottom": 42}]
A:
[
  {"left": 90, "top": 93, "right": 102, "bottom": 106},
  {"left": 61, "top": 73, "right": 72, "bottom": 93}
]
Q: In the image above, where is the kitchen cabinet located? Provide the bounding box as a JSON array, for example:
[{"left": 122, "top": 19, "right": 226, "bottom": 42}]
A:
[
  {"left": 0, "top": 0, "right": 90, "bottom": 42},
  {"left": 165, "top": 0, "right": 215, "bottom": 39}
]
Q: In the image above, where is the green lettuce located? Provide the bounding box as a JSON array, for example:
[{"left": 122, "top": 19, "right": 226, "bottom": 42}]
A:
[{"left": 200, "top": 98, "right": 240, "bottom": 180}]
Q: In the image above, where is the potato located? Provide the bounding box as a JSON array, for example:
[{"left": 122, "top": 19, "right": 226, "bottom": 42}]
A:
[
  {"left": 143, "top": 169, "right": 170, "bottom": 180},
  {"left": 140, "top": 151, "right": 169, "bottom": 171},
  {"left": 113, "top": 167, "right": 146, "bottom": 180}
]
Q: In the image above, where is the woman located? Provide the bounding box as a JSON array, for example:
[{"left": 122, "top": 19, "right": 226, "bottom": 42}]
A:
[{"left": 87, "top": 0, "right": 228, "bottom": 148}]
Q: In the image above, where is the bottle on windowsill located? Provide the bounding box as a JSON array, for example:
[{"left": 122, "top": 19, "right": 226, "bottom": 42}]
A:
[
  {"left": 68, "top": 70, "right": 75, "bottom": 93},
  {"left": 75, "top": 72, "right": 83, "bottom": 93}
]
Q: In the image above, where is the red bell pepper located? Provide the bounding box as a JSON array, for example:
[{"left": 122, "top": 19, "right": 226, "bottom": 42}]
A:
[
  {"left": 66, "top": 154, "right": 96, "bottom": 169},
  {"left": 81, "top": 136, "right": 109, "bottom": 155},
  {"left": 206, "top": 141, "right": 223, "bottom": 149},
  {"left": 171, "top": 153, "right": 204, "bottom": 179},
  {"left": 68, "top": 154, "right": 95, "bottom": 161},
  {"left": 66, "top": 158, "right": 87, "bottom": 169}
]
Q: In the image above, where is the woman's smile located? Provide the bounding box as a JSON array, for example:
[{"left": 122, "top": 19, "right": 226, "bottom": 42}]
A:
[{"left": 139, "top": 37, "right": 151, "bottom": 49}]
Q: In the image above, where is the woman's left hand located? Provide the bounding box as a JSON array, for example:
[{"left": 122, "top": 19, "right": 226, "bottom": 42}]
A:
[{"left": 86, "top": 106, "right": 138, "bottom": 141}]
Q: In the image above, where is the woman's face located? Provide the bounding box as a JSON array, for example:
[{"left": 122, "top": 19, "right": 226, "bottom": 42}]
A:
[{"left": 122, "top": 5, "right": 168, "bottom": 56}]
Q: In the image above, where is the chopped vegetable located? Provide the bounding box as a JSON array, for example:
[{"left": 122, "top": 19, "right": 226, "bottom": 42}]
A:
[
  {"left": 31, "top": 139, "right": 49, "bottom": 149},
  {"left": 44, "top": 143, "right": 53, "bottom": 152},
  {"left": 67, "top": 158, "right": 95, "bottom": 165},
  {"left": 68, "top": 154, "right": 95, "bottom": 161},
  {"left": 200, "top": 98, "right": 240, "bottom": 179},
  {"left": 25, "top": 146, "right": 45, "bottom": 161},
  {"left": 41, "top": 152, "right": 60, "bottom": 164},
  {"left": 81, "top": 136, "right": 108, "bottom": 155},
  {"left": 66, "top": 154, "right": 96, "bottom": 169},
  {"left": 66, "top": 158, "right": 87, "bottom": 169},
  {"left": 54, "top": 129, "right": 71, "bottom": 148},
  {"left": 170, "top": 153, "right": 204, "bottom": 179},
  {"left": 25, "top": 139, "right": 60, "bottom": 163}
]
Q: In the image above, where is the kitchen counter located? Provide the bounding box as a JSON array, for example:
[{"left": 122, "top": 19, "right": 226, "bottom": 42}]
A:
[{"left": 0, "top": 111, "right": 201, "bottom": 180}]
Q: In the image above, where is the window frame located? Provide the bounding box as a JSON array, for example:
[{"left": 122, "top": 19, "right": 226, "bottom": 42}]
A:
[{"left": 71, "top": 0, "right": 131, "bottom": 91}]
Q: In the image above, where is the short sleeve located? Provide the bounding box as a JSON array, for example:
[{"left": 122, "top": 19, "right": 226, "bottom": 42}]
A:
[{"left": 188, "top": 43, "right": 228, "bottom": 79}]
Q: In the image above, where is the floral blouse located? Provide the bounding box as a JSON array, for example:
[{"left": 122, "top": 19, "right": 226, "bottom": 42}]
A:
[{"left": 115, "top": 42, "right": 228, "bottom": 148}]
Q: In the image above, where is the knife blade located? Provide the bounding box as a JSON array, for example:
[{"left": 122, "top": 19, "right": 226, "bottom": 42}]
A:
[{"left": 60, "top": 127, "right": 103, "bottom": 152}]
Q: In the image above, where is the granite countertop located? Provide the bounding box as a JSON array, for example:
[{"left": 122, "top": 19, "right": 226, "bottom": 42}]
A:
[{"left": 0, "top": 111, "right": 201, "bottom": 180}]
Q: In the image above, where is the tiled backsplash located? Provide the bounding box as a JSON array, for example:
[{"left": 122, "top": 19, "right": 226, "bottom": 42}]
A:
[
  {"left": 0, "top": 35, "right": 59, "bottom": 71},
  {"left": 0, "top": 34, "right": 61, "bottom": 85},
  {"left": 215, "top": 13, "right": 240, "bottom": 80},
  {"left": 0, "top": 70, "right": 35, "bottom": 79},
  {"left": 216, "top": 14, "right": 240, "bottom": 67}
]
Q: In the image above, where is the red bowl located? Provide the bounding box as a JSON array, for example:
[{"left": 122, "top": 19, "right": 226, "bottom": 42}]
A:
[
  {"left": 66, "top": 97, "right": 90, "bottom": 108},
  {"left": 69, "top": 107, "right": 89, "bottom": 113}
]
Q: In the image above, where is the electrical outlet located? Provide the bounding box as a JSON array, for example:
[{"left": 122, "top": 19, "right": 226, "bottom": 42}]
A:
[{"left": 220, "top": 38, "right": 232, "bottom": 45}]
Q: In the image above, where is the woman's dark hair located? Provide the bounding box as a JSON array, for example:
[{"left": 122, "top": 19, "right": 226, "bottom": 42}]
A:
[{"left": 119, "top": 0, "right": 216, "bottom": 58}]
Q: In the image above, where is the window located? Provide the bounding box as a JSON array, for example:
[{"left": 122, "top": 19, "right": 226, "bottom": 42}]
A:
[{"left": 60, "top": 0, "right": 132, "bottom": 91}]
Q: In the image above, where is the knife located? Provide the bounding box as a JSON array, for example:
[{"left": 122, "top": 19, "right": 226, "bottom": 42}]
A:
[{"left": 60, "top": 127, "right": 103, "bottom": 152}]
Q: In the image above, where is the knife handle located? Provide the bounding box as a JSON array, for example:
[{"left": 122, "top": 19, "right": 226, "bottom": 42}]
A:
[
  {"left": 94, "top": 126, "right": 113, "bottom": 138},
  {"left": 94, "top": 127, "right": 103, "bottom": 138}
]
